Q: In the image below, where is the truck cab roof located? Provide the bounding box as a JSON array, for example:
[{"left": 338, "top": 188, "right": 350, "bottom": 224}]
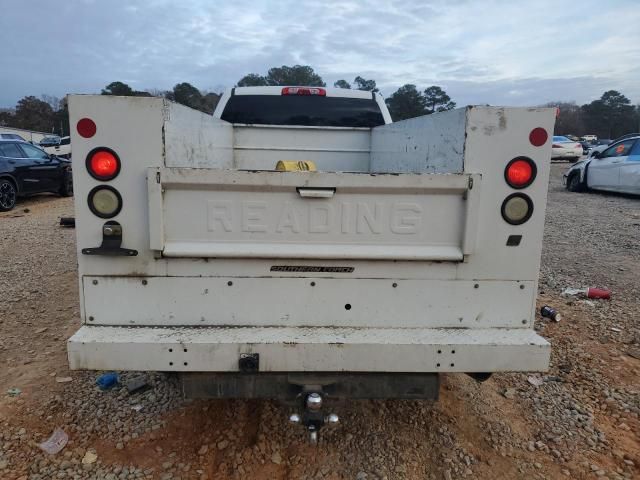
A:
[
  {"left": 214, "top": 86, "right": 392, "bottom": 126},
  {"left": 229, "top": 86, "right": 380, "bottom": 99}
]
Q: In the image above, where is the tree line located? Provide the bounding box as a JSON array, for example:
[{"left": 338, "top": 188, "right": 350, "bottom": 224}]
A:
[
  {"left": 0, "top": 95, "right": 70, "bottom": 136},
  {"left": 236, "top": 66, "right": 456, "bottom": 119},
  {"left": 0, "top": 82, "right": 223, "bottom": 137},
  {"left": 0, "top": 64, "right": 638, "bottom": 138},
  {"left": 546, "top": 90, "right": 639, "bottom": 139}
]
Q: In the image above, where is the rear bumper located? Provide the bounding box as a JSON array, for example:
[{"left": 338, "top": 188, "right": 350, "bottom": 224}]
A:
[
  {"left": 552, "top": 149, "right": 581, "bottom": 159},
  {"left": 68, "top": 325, "right": 550, "bottom": 373}
]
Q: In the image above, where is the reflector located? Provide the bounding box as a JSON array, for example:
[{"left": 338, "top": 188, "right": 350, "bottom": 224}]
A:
[
  {"left": 77, "top": 118, "right": 97, "bottom": 138},
  {"left": 529, "top": 127, "right": 548, "bottom": 147},
  {"left": 86, "top": 148, "right": 121, "bottom": 181}
]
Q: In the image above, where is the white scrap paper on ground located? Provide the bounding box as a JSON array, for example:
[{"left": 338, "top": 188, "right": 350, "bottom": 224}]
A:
[
  {"left": 527, "top": 376, "right": 544, "bottom": 387},
  {"left": 38, "top": 428, "right": 68, "bottom": 454}
]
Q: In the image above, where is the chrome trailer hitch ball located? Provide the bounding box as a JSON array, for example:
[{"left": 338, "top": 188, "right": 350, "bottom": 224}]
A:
[{"left": 288, "top": 392, "right": 339, "bottom": 444}]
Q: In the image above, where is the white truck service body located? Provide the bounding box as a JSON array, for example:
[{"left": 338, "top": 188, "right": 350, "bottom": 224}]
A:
[{"left": 67, "top": 87, "right": 554, "bottom": 431}]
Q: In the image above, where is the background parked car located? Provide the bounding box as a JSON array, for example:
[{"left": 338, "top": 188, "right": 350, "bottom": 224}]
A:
[
  {"left": 0, "top": 133, "right": 27, "bottom": 141},
  {"left": 40, "top": 135, "right": 71, "bottom": 159},
  {"left": 579, "top": 141, "right": 593, "bottom": 155},
  {"left": 587, "top": 139, "right": 611, "bottom": 158},
  {"left": 552, "top": 135, "right": 582, "bottom": 162},
  {"left": 0, "top": 139, "right": 73, "bottom": 211},
  {"left": 586, "top": 135, "right": 640, "bottom": 158},
  {"left": 564, "top": 134, "right": 640, "bottom": 195},
  {"left": 39, "top": 135, "right": 61, "bottom": 147}
]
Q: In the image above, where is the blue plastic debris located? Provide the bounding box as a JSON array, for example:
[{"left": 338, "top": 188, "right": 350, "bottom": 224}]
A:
[{"left": 96, "top": 372, "right": 119, "bottom": 390}]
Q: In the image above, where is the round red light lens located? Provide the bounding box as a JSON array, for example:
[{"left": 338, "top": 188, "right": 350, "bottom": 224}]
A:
[
  {"left": 529, "top": 127, "right": 548, "bottom": 147},
  {"left": 507, "top": 160, "right": 532, "bottom": 186},
  {"left": 86, "top": 148, "right": 120, "bottom": 181},
  {"left": 77, "top": 118, "right": 97, "bottom": 138},
  {"left": 504, "top": 157, "right": 536, "bottom": 189}
]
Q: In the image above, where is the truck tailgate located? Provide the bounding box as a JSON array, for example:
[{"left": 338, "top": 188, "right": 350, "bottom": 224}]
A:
[{"left": 148, "top": 169, "right": 481, "bottom": 261}]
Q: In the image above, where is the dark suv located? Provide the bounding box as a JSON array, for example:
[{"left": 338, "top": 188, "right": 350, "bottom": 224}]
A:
[{"left": 0, "top": 140, "right": 73, "bottom": 211}]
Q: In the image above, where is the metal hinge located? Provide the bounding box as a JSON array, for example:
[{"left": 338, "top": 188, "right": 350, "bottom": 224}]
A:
[{"left": 468, "top": 177, "right": 474, "bottom": 190}]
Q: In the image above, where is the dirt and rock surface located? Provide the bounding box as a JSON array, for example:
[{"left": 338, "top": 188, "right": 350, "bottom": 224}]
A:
[{"left": 0, "top": 164, "right": 638, "bottom": 480}]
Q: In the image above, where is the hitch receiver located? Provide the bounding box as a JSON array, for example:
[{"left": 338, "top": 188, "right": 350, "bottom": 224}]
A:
[{"left": 288, "top": 390, "right": 339, "bottom": 444}]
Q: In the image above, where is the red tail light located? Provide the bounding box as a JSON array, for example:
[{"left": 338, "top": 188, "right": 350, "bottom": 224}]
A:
[
  {"left": 86, "top": 147, "right": 120, "bottom": 181},
  {"left": 505, "top": 157, "right": 536, "bottom": 189},
  {"left": 281, "top": 87, "right": 326, "bottom": 96}
]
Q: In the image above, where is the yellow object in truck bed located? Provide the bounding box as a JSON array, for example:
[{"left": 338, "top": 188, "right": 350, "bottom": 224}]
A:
[{"left": 275, "top": 161, "right": 317, "bottom": 171}]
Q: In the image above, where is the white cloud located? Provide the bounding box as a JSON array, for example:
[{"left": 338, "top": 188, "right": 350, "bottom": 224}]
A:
[{"left": 0, "top": 0, "right": 638, "bottom": 106}]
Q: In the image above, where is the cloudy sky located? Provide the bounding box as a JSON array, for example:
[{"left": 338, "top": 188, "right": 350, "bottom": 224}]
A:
[{"left": 1, "top": 0, "right": 638, "bottom": 108}]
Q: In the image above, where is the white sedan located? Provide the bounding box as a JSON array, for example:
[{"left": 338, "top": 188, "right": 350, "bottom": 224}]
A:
[
  {"left": 564, "top": 135, "right": 640, "bottom": 195},
  {"left": 552, "top": 136, "right": 582, "bottom": 162}
]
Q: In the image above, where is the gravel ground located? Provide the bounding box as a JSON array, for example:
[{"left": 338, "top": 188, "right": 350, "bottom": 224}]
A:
[{"left": 0, "top": 164, "right": 638, "bottom": 480}]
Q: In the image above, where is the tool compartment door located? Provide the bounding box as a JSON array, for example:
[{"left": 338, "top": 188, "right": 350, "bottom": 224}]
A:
[{"left": 148, "top": 168, "right": 481, "bottom": 261}]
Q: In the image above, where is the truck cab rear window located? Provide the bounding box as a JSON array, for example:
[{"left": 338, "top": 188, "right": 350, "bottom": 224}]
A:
[{"left": 220, "top": 95, "right": 385, "bottom": 128}]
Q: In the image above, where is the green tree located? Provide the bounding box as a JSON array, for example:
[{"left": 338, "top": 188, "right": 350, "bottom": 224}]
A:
[
  {"left": 101, "top": 81, "right": 149, "bottom": 97},
  {"left": 423, "top": 86, "right": 456, "bottom": 113},
  {"left": 101, "top": 81, "right": 135, "bottom": 96},
  {"left": 385, "top": 84, "right": 427, "bottom": 121},
  {"left": 544, "top": 101, "right": 584, "bottom": 136},
  {"left": 53, "top": 98, "right": 70, "bottom": 136},
  {"left": 265, "top": 65, "right": 325, "bottom": 86},
  {"left": 582, "top": 90, "right": 636, "bottom": 138},
  {"left": 333, "top": 77, "right": 378, "bottom": 91},
  {"left": 40, "top": 94, "right": 62, "bottom": 111},
  {"left": 171, "top": 82, "right": 203, "bottom": 110},
  {"left": 13, "top": 96, "right": 55, "bottom": 132},
  {"left": 238, "top": 65, "right": 326, "bottom": 87},
  {"left": 237, "top": 73, "right": 269, "bottom": 87},
  {"left": 201, "top": 92, "right": 221, "bottom": 114},
  {"left": 0, "top": 110, "right": 14, "bottom": 127},
  {"left": 353, "top": 76, "right": 378, "bottom": 92}
]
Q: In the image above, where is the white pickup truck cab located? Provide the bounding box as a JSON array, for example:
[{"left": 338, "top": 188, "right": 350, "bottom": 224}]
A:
[
  {"left": 41, "top": 135, "right": 72, "bottom": 159},
  {"left": 67, "top": 87, "right": 555, "bottom": 440}
]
